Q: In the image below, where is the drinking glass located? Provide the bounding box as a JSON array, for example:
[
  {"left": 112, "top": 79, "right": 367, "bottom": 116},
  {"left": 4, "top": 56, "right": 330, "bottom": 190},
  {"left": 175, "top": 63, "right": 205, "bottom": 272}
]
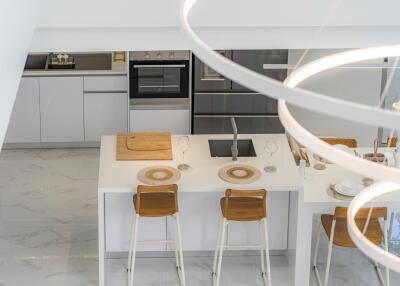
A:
[
  {"left": 177, "top": 136, "right": 190, "bottom": 171},
  {"left": 264, "top": 139, "right": 279, "bottom": 157},
  {"left": 264, "top": 138, "right": 279, "bottom": 172}
]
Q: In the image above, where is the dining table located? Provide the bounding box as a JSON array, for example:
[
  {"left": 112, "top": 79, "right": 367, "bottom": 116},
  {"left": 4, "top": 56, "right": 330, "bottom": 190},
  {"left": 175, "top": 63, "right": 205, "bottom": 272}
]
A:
[{"left": 294, "top": 147, "right": 400, "bottom": 286}]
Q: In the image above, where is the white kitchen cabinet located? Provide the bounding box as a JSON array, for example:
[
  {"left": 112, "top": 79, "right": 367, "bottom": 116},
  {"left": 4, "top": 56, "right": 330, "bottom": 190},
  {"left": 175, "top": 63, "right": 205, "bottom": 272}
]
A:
[
  {"left": 40, "top": 77, "right": 84, "bottom": 142},
  {"left": 130, "top": 109, "right": 190, "bottom": 134},
  {"left": 84, "top": 92, "right": 128, "bottom": 142},
  {"left": 84, "top": 76, "right": 127, "bottom": 92},
  {"left": 105, "top": 193, "right": 167, "bottom": 252},
  {"left": 5, "top": 77, "right": 41, "bottom": 143}
]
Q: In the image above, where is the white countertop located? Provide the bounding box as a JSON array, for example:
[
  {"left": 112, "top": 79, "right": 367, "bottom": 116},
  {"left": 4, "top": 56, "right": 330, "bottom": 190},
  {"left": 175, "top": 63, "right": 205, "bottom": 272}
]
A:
[
  {"left": 98, "top": 134, "right": 302, "bottom": 193},
  {"left": 303, "top": 148, "right": 400, "bottom": 204},
  {"left": 23, "top": 61, "right": 127, "bottom": 77}
]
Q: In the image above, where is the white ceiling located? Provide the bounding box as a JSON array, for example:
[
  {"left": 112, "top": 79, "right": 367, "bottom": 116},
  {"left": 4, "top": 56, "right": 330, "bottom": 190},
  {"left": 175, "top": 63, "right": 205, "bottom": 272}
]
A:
[{"left": 36, "top": 0, "right": 400, "bottom": 28}]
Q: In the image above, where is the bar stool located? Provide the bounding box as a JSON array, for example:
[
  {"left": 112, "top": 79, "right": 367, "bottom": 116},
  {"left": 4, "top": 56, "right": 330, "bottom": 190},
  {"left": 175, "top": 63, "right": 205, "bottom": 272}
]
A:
[
  {"left": 212, "top": 189, "right": 271, "bottom": 286},
  {"left": 127, "top": 184, "right": 185, "bottom": 286},
  {"left": 313, "top": 207, "right": 389, "bottom": 286}
]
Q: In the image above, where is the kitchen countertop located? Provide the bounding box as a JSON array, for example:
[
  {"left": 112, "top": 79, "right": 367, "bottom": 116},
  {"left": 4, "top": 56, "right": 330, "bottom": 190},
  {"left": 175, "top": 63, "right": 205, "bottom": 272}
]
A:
[
  {"left": 98, "top": 134, "right": 302, "bottom": 193},
  {"left": 23, "top": 60, "right": 127, "bottom": 77},
  {"left": 303, "top": 147, "right": 400, "bottom": 204}
]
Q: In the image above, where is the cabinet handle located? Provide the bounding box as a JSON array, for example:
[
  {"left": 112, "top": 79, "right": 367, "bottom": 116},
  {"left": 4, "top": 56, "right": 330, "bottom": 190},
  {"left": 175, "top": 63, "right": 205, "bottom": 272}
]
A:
[
  {"left": 133, "top": 64, "right": 186, "bottom": 68},
  {"left": 194, "top": 114, "right": 279, "bottom": 118}
]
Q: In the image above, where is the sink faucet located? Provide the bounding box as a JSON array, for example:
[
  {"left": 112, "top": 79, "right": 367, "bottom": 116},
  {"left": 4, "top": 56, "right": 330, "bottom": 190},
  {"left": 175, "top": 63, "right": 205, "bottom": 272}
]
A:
[{"left": 230, "top": 117, "right": 238, "bottom": 161}]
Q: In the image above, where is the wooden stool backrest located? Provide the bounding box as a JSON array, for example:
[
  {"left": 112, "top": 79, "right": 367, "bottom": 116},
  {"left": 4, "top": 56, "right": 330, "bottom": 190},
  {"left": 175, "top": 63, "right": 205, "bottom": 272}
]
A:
[
  {"left": 224, "top": 189, "right": 267, "bottom": 218},
  {"left": 320, "top": 138, "right": 358, "bottom": 148},
  {"left": 387, "top": 137, "right": 398, "bottom": 147},
  {"left": 333, "top": 207, "right": 387, "bottom": 220},
  {"left": 136, "top": 184, "right": 178, "bottom": 213}
]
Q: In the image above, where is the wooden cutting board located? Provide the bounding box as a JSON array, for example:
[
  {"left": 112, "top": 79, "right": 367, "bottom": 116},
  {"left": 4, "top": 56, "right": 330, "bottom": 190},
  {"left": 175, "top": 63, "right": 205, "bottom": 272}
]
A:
[{"left": 116, "top": 132, "right": 173, "bottom": 160}]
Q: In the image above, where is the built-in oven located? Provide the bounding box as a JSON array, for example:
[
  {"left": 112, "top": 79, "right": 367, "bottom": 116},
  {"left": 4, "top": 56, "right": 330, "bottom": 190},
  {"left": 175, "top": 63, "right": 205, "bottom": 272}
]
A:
[{"left": 129, "top": 51, "right": 190, "bottom": 99}]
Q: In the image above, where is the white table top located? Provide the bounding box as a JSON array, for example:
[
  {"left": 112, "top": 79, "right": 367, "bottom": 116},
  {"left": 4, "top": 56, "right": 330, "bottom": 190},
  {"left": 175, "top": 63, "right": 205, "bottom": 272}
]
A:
[
  {"left": 303, "top": 148, "right": 400, "bottom": 205},
  {"left": 98, "top": 134, "right": 302, "bottom": 193}
]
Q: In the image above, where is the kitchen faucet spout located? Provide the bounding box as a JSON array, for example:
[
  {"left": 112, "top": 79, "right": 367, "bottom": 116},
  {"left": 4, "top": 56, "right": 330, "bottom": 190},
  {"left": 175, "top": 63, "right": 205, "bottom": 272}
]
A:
[{"left": 230, "top": 117, "right": 238, "bottom": 161}]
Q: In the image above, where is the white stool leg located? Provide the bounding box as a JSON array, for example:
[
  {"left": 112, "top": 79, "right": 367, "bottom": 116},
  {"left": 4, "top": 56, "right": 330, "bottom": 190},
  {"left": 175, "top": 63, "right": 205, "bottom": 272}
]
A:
[
  {"left": 323, "top": 220, "right": 335, "bottom": 286},
  {"left": 128, "top": 214, "right": 139, "bottom": 286},
  {"left": 215, "top": 218, "right": 227, "bottom": 286},
  {"left": 260, "top": 220, "right": 266, "bottom": 276},
  {"left": 263, "top": 218, "right": 272, "bottom": 286},
  {"left": 313, "top": 224, "right": 323, "bottom": 286},
  {"left": 213, "top": 218, "right": 223, "bottom": 276},
  {"left": 384, "top": 220, "right": 390, "bottom": 286},
  {"left": 175, "top": 213, "right": 186, "bottom": 286},
  {"left": 171, "top": 216, "right": 180, "bottom": 271},
  {"left": 127, "top": 212, "right": 136, "bottom": 272}
]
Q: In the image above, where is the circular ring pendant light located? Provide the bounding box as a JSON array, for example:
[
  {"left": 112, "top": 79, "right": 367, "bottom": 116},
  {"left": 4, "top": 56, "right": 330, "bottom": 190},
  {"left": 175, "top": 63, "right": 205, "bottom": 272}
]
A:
[{"left": 181, "top": 0, "right": 400, "bottom": 271}]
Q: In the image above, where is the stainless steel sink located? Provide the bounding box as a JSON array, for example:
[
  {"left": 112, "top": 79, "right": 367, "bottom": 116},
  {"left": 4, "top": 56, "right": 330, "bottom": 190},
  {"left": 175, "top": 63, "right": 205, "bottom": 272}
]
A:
[
  {"left": 23, "top": 53, "right": 112, "bottom": 71},
  {"left": 24, "top": 54, "right": 48, "bottom": 70},
  {"left": 208, "top": 139, "right": 257, "bottom": 157}
]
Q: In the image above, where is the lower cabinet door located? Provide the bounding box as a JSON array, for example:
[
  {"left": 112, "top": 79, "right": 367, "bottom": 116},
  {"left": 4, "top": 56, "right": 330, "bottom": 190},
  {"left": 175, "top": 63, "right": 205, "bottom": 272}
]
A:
[
  {"left": 40, "top": 77, "right": 84, "bottom": 142},
  {"left": 130, "top": 109, "right": 190, "bottom": 134},
  {"left": 84, "top": 93, "right": 128, "bottom": 142},
  {"left": 167, "top": 191, "right": 225, "bottom": 251},
  {"left": 226, "top": 191, "right": 290, "bottom": 250},
  {"left": 5, "top": 77, "right": 41, "bottom": 143}
]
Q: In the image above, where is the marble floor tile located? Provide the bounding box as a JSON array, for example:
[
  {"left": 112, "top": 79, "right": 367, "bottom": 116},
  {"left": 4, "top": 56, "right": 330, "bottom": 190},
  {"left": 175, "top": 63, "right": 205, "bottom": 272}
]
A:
[{"left": 1, "top": 148, "right": 400, "bottom": 286}]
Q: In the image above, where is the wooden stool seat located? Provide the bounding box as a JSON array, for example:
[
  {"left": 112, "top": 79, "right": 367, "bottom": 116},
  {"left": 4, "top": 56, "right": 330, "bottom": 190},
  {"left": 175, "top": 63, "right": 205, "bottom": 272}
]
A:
[
  {"left": 321, "top": 215, "right": 382, "bottom": 248},
  {"left": 133, "top": 192, "right": 177, "bottom": 217},
  {"left": 220, "top": 197, "right": 265, "bottom": 221}
]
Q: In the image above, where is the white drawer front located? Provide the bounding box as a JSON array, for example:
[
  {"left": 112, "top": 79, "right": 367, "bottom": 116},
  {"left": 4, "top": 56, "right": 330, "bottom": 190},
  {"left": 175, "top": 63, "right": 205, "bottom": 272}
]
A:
[{"left": 84, "top": 76, "right": 127, "bottom": 92}]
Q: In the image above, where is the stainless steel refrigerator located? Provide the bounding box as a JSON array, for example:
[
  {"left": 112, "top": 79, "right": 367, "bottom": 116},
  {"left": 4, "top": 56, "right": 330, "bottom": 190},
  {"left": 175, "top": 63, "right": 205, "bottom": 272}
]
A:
[{"left": 192, "top": 50, "right": 288, "bottom": 134}]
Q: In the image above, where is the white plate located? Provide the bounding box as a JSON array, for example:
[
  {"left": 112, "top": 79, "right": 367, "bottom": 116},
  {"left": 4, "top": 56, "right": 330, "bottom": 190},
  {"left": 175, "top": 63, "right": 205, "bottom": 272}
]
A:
[{"left": 334, "top": 179, "right": 364, "bottom": 197}]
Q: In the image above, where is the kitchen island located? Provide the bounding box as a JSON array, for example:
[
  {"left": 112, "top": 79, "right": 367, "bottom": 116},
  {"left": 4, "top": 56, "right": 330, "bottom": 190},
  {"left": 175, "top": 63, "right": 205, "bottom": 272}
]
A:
[{"left": 98, "top": 134, "right": 302, "bottom": 286}]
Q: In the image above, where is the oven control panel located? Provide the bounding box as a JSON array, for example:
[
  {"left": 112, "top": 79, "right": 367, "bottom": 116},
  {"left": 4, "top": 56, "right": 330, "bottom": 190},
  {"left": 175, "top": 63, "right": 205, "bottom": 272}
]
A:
[{"left": 129, "top": 51, "right": 190, "bottom": 61}]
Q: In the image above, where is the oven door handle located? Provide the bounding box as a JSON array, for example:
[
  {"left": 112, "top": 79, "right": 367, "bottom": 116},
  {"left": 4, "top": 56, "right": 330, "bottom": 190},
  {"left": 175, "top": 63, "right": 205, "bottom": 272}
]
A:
[{"left": 133, "top": 64, "right": 186, "bottom": 68}]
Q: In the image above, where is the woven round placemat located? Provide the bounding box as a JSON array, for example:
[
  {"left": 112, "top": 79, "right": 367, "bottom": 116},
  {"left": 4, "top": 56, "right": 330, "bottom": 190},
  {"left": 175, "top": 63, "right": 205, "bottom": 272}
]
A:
[
  {"left": 218, "top": 164, "right": 261, "bottom": 184},
  {"left": 137, "top": 166, "right": 181, "bottom": 186}
]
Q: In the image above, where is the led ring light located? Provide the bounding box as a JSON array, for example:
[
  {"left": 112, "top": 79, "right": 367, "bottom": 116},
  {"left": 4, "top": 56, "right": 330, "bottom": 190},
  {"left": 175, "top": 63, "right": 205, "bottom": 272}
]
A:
[
  {"left": 181, "top": 0, "right": 400, "bottom": 271},
  {"left": 181, "top": 0, "right": 400, "bottom": 185}
]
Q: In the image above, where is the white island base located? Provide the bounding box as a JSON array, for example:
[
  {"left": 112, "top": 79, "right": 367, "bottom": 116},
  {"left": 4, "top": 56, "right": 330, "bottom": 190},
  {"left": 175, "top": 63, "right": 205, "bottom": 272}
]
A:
[{"left": 98, "top": 134, "right": 302, "bottom": 286}]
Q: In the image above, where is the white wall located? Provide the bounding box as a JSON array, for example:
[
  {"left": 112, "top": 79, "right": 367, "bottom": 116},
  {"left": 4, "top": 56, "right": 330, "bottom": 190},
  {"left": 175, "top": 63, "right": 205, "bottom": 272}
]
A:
[
  {"left": 0, "top": 1, "right": 36, "bottom": 149},
  {"left": 2, "top": 0, "right": 400, "bottom": 150},
  {"left": 34, "top": 0, "right": 400, "bottom": 28},
  {"left": 30, "top": 26, "right": 400, "bottom": 52},
  {"left": 287, "top": 49, "right": 383, "bottom": 147}
]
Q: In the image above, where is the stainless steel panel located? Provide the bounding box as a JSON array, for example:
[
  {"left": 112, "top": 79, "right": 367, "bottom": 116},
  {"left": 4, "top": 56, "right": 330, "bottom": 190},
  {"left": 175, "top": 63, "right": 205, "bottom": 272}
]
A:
[
  {"left": 193, "top": 116, "right": 284, "bottom": 134},
  {"left": 232, "top": 50, "right": 288, "bottom": 90},
  {"left": 194, "top": 50, "right": 232, "bottom": 91},
  {"left": 130, "top": 51, "right": 190, "bottom": 61},
  {"left": 208, "top": 139, "right": 256, "bottom": 157},
  {"left": 194, "top": 93, "right": 278, "bottom": 115}
]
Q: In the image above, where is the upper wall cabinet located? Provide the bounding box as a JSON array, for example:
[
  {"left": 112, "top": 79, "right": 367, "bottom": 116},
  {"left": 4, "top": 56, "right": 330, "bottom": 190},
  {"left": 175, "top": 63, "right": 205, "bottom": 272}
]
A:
[
  {"left": 5, "top": 78, "right": 41, "bottom": 143},
  {"left": 40, "top": 77, "right": 84, "bottom": 142}
]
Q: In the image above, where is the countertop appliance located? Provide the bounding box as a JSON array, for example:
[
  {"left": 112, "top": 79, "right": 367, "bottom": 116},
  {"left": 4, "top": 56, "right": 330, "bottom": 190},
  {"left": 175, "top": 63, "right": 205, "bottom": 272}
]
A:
[
  {"left": 129, "top": 51, "right": 190, "bottom": 101},
  {"left": 193, "top": 50, "right": 288, "bottom": 134}
]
